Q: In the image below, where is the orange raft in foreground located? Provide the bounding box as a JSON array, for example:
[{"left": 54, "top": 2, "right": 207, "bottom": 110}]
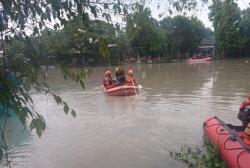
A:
[
  {"left": 203, "top": 116, "right": 250, "bottom": 168},
  {"left": 101, "top": 84, "right": 139, "bottom": 96}
]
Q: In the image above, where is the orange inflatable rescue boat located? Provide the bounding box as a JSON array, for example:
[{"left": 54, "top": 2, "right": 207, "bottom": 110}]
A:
[
  {"left": 203, "top": 116, "right": 250, "bottom": 168},
  {"left": 102, "top": 69, "right": 139, "bottom": 96},
  {"left": 186, "top": 57, "right": 212, "bottom": 64},
  {"left": 101, "top": 84, "right": 139, "bottom": 96}
]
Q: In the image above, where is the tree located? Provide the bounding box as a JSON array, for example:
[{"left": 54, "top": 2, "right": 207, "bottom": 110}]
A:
[
  {"left": 209, "top": 0, "right": 241, "bottom": 58},
  {"left": 125, "top": 5, "right": 166, "bottom": 59},
  {"left": 34, "top": 15, "right": 130, "bottom": 66},
  {"left": 160, "top": 16, "right": 207, "bottom": 59},
  {"left": 239, "top": 8, "right": 250, "bottom": 56}
]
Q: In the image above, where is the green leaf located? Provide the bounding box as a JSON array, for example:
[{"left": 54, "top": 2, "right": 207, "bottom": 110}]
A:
[
  {"left": 30, "top": 119, "right": 36, "bottom": 130},
  {"left": 0, "top": 148, "right": 3, "bottom": 161},
  {"left": 42, "top": 82, "right": 50, "bottom": 89},
  {"left": 90, "top": 6, "right": 97, "bottom": 17},
  {"left": 80, "top": 71, "right": 86, "bottom": 79},
  {"left": 80, "top": 80, "right": 85, "bottom": 89},
  {"left": 75, "top": 74, "right": 80, "bottom": 82},
  {"left": 23, "top": 82, "right": 31, "bottom": 92},
  {"left": 33, "top": 26, "right": 39, "bottom": 35},
  {"left": 39, "top": 22, "right": 43, "bottom": 29},
  {"left": 53, "top": 94, "right": 62, "bottom": 105},
  {"left": 71, "top": 109, "right": 77, "bottom": 118},
  {"left": 30, "top": 118, "right": 46, "bottom": 137},
  {"left": 104, "top": 3, "right": 109, "bottom": 9},
  {"left": 63, "top": 102, "right": 69, "bottom": 114}
]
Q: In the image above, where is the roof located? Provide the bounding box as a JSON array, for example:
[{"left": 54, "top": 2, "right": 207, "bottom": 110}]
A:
[{"left": 198, "top": 45, "right": 214, "bottom": 49}]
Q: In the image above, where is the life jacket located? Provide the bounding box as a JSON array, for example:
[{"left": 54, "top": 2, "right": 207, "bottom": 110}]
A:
[
  {"left": 126, "top": 75, "right": 136, "bottom": 85},
  {"left": 240, "top": 99, "right": 250, "bottom": 109},
  {"left": 238, "top": 99, "right": 250, "bottom": 125},
  {"left": 243, "top": 138, "right": 250, "bottom": 146},
  {"left": 103, "top": 75, "right": 113, "bottom": 88},
  {"left": 117, "top": 72, "right": 125, "bottom": 84},
  {"left": 244, "top": 123, "right": 250, "bottom": 136},
  {"left": 242, "top": 123, "right": 250, "bottom": 145}
]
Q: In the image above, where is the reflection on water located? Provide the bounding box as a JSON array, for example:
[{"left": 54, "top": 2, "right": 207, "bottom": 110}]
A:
[{"left": 1, "top": 59, "right": 250, "bottom": 168}]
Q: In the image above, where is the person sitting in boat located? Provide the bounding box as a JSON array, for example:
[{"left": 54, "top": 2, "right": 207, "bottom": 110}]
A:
[
  {"left": 118, "top": 70, "right": 126, "bottom": 84},
  {"left": 126, "top": 69, "right": 136, "bottom": 85},
  {"left": 238, "top": 93, "right": 250, "bottom": 127},
  {"left": 115, "top": 68, "right": 126, "bottom": 85},
  {"left": 115, "top": 67, "right": 119, "bottom": 81},
  {"left": 103, "top": 71, "right": 115, "bottom": 89}
]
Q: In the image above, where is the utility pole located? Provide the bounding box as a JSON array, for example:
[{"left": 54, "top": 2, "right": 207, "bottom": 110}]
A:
[{"left": 0, "top": 6, "right": 6, "bottom": 68}]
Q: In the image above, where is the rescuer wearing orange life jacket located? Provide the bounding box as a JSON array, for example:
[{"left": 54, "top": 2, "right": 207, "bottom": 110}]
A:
[
  {"left": 238, "top": 93, "right": 250, "bottom": 145},
  {"left": 241, "top": 122, "right": 250, "bottom": 146},
  {"left": 239, "top": 93, "right": 250, "bottom": 110},
  {"left": 103, "top": 71, "right": 115, "bottom": 89},
  {"left": 238, "top": 93, "right": 250, "bottom": 127},
  {"left": 126, "top": 69, "right": 136, "bottom": 85}
]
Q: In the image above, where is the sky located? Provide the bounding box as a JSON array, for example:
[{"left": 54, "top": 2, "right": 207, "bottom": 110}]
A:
[{"left": 148, "top": 0, "right": 250, "bottom": 29}]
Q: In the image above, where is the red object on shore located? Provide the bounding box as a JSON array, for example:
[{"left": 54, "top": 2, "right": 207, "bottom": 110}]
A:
[
  {"left": 101, "top": 84, "right": 139, "bottom": 96},
  {"left": 203, "top": 116, "right": 250, "bottom": 168}
]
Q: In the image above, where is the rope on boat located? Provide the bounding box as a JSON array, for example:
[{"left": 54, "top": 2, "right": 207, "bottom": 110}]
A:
[
  {"left": 124, "top": 85, "right": 127, "bottom": 96},
  {"left": 131, "top": 80, "right": 137, "bottom": 95},
  {"left": 237, "top": 150, "right": 247, "bottom": 168}
]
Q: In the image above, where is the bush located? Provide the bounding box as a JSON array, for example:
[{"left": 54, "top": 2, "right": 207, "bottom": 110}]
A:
[{"left": 170, "top": 140, "right": 227, "bottom": 168}]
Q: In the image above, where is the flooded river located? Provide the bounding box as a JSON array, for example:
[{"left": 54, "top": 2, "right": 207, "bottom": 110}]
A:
[{"left": 1, "top": 59, "right": 250, "bottom": 168}]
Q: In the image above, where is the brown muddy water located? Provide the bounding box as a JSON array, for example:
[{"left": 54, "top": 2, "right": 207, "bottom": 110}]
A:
[{"left": 1, "top": 59, "right": 250, "bottom": 168}]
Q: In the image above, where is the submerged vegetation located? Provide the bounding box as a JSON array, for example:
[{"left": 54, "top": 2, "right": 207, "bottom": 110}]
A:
[{"left": 170, "top": 140, "right": 227, "bottom": 168}]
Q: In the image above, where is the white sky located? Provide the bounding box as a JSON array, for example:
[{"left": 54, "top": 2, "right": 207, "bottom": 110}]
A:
[{"left": 148, "top": 0, "right": 250, "bottom": 29}]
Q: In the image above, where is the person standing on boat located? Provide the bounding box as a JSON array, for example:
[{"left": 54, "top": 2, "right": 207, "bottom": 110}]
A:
[
  {"left": 238, "top": 93, "right": 250, "bottom": 127},
  {"left": 103, "top": 71, "right": 114, "bottom": 89},
  {"left": 126, "top": 69, "right": 136, "bottom": 86}
]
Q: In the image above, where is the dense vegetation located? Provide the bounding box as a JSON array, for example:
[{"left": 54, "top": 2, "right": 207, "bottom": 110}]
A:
[
  {"left": 19, "top": 0, "right": 250, "bottom": 66},
  {"left": 18, "top": 5, "right": 213, "bottom": 66},
  {"left": 209, "top": 0, "right": 250, "bottom": 58}
]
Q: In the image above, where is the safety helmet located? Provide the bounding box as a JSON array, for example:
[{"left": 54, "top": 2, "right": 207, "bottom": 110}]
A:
[
  {"left": 128, "top": 69, "right": 134, "bottom": 76},
  {"left": 115, "top": 67, "right": 119, "bottom": 73},
  {"left": 105, "top": 71, "right": 111, "bottom": 76}
]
